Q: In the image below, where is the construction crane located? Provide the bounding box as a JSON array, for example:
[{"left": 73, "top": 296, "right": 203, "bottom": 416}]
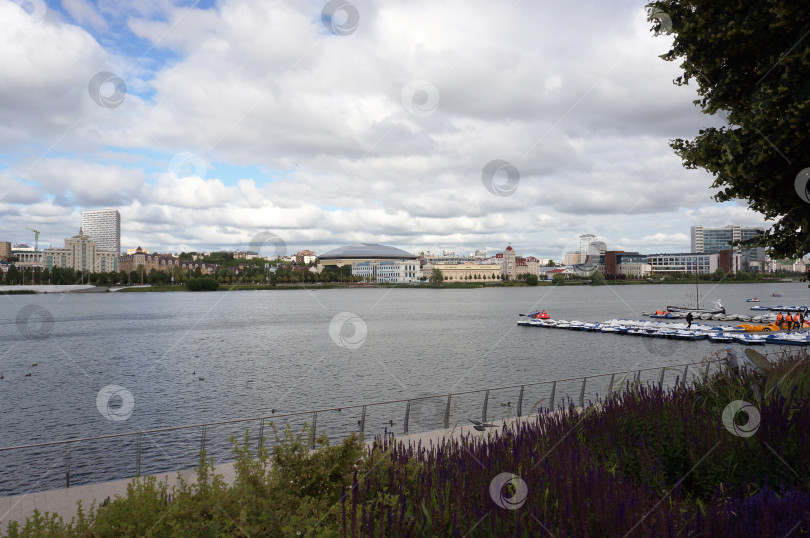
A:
[{"left": 25, "top": 227, "right": 40, "bottom": 251}]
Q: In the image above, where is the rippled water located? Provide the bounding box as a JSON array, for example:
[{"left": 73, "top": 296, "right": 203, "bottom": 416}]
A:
[{"left": 1, "top": 282, "right": 807, "bottom": 495}]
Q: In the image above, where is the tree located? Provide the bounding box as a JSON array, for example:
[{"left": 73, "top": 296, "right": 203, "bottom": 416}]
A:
[
  {"left": 546, "top": 260, "right": 556, "bottom": 267},
  {"left": 650, "top": 0, "right": 810, "bottom": 257},
  {"left": 589, "top": 271, "right": 605, "bottom": 285},
  {"left": 187, "top": 277, "right": 219, "bottom": 291},
  {"left": 6, "top": 265, "right": 21, "bottom": 285},
  {"left": 552, "top": 273, "right": 566, "bottom": 286},
  {"left": 429, "top": 268, "right": 444, "bottom": 284},
  {"left": 525, "top": 274, "right": 539, "bottom": 286}
]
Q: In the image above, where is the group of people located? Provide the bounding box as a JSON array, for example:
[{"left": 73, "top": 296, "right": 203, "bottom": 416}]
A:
[{"left": 776, "top": 310, "right": 806, "bottom": 331}]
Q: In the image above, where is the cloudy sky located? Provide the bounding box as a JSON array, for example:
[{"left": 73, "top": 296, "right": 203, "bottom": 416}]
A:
[{"left": 0, "top": 0, "right": 770, "bottom": 259}]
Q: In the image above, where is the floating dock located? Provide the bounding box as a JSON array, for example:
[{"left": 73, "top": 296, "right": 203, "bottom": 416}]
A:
[{"left": 518, "top": 318, "right": 810, "bottom": 346}]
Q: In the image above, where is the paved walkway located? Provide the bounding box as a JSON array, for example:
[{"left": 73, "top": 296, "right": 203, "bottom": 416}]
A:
[{"left": 0, "top": 416, "right": 536, "bottom": 530}]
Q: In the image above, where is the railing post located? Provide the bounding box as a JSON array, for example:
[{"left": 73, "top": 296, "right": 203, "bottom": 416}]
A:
[
  {"left": 579, "top": 377, "right": 586, "bottom": 408},
  {"left": 549, "top": 381, "right": 556, "bottom": 411},
  {"left": 608, "top": 373, "right": 615, "bottom": 396},
  {"left": 257, "top": 418, "right": 265, "bottom": 453},
  {"left": 404, "top": 401, "right": 411, "bottom": 435},
  {"left": 658, "top": 367, "right": 666, "bottom": 387},
  {"left": 517, "top": 386, "right": 524, "bottom": 417},
  {"left": 136, "top": 433, "right": 142, "bottom": 476},
  {"left": 199, "top": 425, "right": 208, "bottom": 460},
  {"left": 482, "top": 390, "right": 489, "bottom": 423},
  {"left": 310, "top": 412, "right": 317, "bottom": 449},
  {"left": 444, "top": 395, "right": 452, "bottom": 429},
  {"left": 65, "top": 442, "right": 71, "bottom": 488},
  {"left": 682, "top": 365, "right": 689, "bottom": 387},
  {"left": 359, "top": 406, "right": 367, "bottom": 437}
]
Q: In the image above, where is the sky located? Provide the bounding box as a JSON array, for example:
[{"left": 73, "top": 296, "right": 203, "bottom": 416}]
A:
[{"left": 0, "top": 0, "right": 771, "bottom": 260}]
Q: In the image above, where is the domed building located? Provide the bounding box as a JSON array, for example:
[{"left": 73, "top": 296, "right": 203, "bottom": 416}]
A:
[{"left": 316, "top": 243, "right": 417, "bottom": 270}]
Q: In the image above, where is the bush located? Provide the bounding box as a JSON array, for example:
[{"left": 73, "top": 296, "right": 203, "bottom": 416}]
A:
[
  {"left": 5, "top": 354, "right": 809, "bottom": 536},
  {"left": 185, "top": 278, "right": 219, "bottom": 291}
]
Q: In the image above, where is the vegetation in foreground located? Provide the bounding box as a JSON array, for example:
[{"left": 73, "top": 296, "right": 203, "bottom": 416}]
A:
[{"left": 4, "top": 352, "right": 810, "bottom": 536}]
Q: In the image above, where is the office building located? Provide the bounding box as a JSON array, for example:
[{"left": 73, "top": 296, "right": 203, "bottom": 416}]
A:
[
  {"left": 81, "top": 209, "right": 121, "bottom": 254},
  {"left": 648, "top": 251, "right": 742, "bottom": 275},
  {"left": 690, "top": 225, "right": 765, "bottom": 270}
]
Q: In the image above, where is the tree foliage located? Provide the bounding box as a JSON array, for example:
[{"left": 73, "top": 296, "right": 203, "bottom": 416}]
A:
[
  {"left": 649, "top": 0, "right": 810, "bottom": 257},
  {"left": 186, "top": 277, "right": 220, "bottom": 291}
]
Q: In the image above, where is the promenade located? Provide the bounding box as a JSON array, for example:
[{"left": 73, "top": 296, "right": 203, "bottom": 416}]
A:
[{"left": 0, "top": 415, "right": 535, "bottom": 530}]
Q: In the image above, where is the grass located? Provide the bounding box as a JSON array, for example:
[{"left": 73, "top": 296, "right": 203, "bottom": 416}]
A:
[{"left": 4, "top": 352, "right": 810, "bottom": 536}]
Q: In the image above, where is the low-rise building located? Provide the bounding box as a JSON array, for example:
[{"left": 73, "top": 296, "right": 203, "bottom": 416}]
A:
[
  {"left": 118, "top": 246, "right": 217, "bottom": 275},
  {"left": 425, "top": 262, "right": 501, "bottom": 282},
  {"left": 295, "top": 250, "right": 317, "bottom": 264},
  {"left": 351, "top": 260, "right": 421, "bottom": 283}
]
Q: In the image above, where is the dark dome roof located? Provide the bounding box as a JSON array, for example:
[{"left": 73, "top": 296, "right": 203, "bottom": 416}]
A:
[{"left": 319, "top": 243, "right": 417, "bottom": 260}]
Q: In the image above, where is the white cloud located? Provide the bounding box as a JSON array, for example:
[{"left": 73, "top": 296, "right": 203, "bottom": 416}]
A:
[{"left": 0, "top": 0, "right": 774, "bottom": 258}]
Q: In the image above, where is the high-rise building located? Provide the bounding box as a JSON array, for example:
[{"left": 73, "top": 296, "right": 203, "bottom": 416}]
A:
[
  {"left": 691, "top": 225, "right": 766, "bottom": 270},
  {"left": 81, "top": 209, "right": 121, "bottom": 254},
  {"left": 578, "top": 234, "right": 604, "bottom": 263}
]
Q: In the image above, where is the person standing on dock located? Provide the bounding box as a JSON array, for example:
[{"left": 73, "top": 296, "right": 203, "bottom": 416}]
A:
[
  {"left": 724, "top": 346, "right": 740, "bottom": 374},
  {"left": 797, "top": 312, "right": 805, "bottom": 331},
  {"left": 686, "top": 312, "right": 693, "bottom": 329},
  {"left": 777, "top": 311, "right": 783, "bottom": 328},
  {"left": 785, "top": 313, "right": 793, "bottom": 332}
]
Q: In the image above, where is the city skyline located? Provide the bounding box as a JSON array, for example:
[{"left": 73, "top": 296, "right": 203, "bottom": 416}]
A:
[{"left": 0, "top": 1, "right": 774, "bottom": 260}]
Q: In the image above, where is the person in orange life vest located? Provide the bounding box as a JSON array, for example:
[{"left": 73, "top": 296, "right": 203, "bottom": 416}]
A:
[{"left": 786, "top": 313, "right": 794, "bottom": 332}]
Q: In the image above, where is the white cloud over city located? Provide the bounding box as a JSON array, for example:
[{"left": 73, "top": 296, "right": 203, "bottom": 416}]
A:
[{"left": 0, "top": 0, "right": 770, "bottom": 257}]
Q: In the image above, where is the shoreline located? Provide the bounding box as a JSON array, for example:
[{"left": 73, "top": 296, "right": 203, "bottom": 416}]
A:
[{"left": 0, "top": 278, "right": 799, "bottom": 293}]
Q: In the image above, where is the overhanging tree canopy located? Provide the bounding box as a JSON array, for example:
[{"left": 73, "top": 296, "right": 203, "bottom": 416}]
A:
[{"left": 648, "top": 0, "right": 810, "bottom": 257}]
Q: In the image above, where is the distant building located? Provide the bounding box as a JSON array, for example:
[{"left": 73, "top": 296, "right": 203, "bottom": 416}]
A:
[
  {"left": 352, "top": 260, "right": 421, "bottom": 283},
  {"left": 118, "top": 246, "right": 217, "bottom": 275},
  {"left": 562, "top": 251, "right": 580, "bottom": 266},
  {"left": 578, "top": 234, "right": 596, "bottom": 263},
  {"left": 603, "top": 251, "right": 651, "bottom": 278},
  {"left": 0, "top": 241, "right": 11, "bottom": 259},
  {"left": 425, "top": 262, "right": 501, "bottom": 282},
  {"left": 126, "top": 247, "right": 150, "bottom": 255},
  {"left": 295, "top": 250, "right": 317, "bottom": 264},
  {"left": 691, "top": 225, "right": 765, "bottom": 270},
  {"left": 648, "top": 251, "right": 742, "bottom": 275},
  {"left": 233, "top": 250, "right": 259, "bottom": 260},
  {"left": 44, "top": 229, "right": 119, "bottom": 273},
  {"left": 501, "top": 246, "right": 517, "bottom": 279},
  {"left": 317, "top": 244, "right": 418, "bottom": 272},
  {"left": 12, "top": 250, "right": 44, "bottom": 270},
  {"left": 81, "top": 208, "right": 121, "bottom": 254}
]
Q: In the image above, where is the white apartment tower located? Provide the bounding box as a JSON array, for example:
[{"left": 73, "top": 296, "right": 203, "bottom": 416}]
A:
[
  {"left": 81, "top": 209, "right": 121, "bottom": 254},
  {"left": 578, "top": 234, "right": 596, "bottom": 264}
]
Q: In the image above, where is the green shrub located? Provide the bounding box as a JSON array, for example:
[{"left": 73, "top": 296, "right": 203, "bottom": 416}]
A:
[{"left": 186, "top": 278, "right": 219, "bottom": 291}]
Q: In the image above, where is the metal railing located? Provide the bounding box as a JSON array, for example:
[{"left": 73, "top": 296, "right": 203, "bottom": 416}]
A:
[{"left": 0, "top": 358, "right": 731, "bottom": 496}]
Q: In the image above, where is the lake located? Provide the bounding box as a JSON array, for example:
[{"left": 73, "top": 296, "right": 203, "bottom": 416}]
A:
[{"left": 1, "top": 282, "right": 807, "bottom": 495}]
